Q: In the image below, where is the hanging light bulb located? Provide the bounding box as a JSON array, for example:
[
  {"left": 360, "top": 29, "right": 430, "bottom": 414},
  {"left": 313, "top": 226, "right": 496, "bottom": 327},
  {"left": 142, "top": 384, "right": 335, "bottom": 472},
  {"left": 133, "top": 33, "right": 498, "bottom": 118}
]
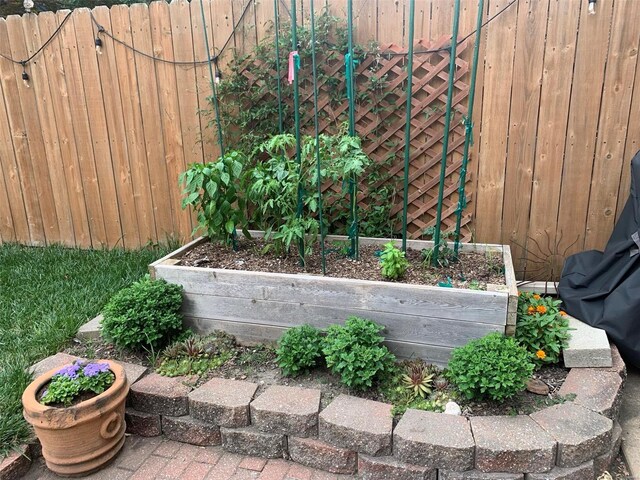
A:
[
  {"left": 22, "top": 70, "right": 30, "bottom": 88},
  {"left": 23, "top": 0, "right": 34, "bottom": 13},
  {"left": 95, "top": 37, "right": 103, "bottom": 55},
  {"left": 588, "top": 0, "right": 597, "bottom": 15}
]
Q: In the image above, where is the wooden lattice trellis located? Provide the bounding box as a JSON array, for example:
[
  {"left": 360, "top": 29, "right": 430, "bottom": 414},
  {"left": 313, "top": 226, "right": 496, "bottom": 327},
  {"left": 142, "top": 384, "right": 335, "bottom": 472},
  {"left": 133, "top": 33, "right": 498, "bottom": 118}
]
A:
[{"left": 237, "top": 37, "right": 472, "bottom": 239}]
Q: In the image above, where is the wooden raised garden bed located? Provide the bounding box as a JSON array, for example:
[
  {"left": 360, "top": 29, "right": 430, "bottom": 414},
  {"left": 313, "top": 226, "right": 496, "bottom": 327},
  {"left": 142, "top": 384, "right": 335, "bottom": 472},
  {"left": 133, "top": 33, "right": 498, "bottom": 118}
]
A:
[{"left": 149, "top": 234, "right": 518, "bottom": 366}]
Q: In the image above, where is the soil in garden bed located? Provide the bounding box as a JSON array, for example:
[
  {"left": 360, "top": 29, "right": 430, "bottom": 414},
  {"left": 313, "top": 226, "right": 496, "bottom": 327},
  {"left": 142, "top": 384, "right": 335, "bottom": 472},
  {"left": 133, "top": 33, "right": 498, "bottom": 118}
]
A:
[
  {"left": 178, "top": 239, "right": 505, "bottom": 289},
  {"left": 65, "top": 336, "right": 569, "bottom": 416}
]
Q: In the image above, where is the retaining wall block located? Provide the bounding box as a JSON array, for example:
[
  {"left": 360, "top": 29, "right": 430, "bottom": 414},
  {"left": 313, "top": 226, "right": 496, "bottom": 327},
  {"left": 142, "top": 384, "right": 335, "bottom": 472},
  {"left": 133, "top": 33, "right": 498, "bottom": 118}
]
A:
[
  {"left": 357, "top": 454, "right": 436, "bottom": 480},
  {"left": 129, "top": 373, "right": 191, "bottom": 416},
  {"left": 593, "top": 421, "right": 623, "bottom": 477},
  {"left": 471, "top": 415, "right": 557, "bottom": 473},
  {"left": 530, "top": 403, "right": 612, "bottom": 467},
  {"left": 161, "top": 415, "right": 222, "bottom": 446},
  {"left": 0, "top": 445, "right": 31, "bottom": 480},
  {"left": 288, "top": 436, "right": 357, "bottom": 474},
  {"left": 125, "top": 408, "right": 162, "bottom": 437},
  {"left": 189, "top": 378, "right": 258, "bottom": 428},
  {"left": 220, "top": 426, "right": 286, "bottom": 459},
  {"left": 559, "top": 369, "right": 623, "bottom": 420},
  {"left": 250, "top": 385, "right": 320, "bottom": 437},
  {"left": 438, "top": 471, "right": 524, "bottom": 480},
  {"left": 318, "top": 394, "right": 393, "bottom": 456},
  {"left": 524, "top": 460, "right": 594, "bottom": 480},
  {"left": 393, "top": 409, "right": 474, "bottom": 471}
]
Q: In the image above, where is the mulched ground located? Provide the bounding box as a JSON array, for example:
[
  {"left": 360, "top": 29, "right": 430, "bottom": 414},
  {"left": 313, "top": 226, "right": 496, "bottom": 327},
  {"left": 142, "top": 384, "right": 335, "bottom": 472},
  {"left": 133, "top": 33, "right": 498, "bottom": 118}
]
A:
[{"left": 178, "top": 239, "right": 505, "bottom": 289}]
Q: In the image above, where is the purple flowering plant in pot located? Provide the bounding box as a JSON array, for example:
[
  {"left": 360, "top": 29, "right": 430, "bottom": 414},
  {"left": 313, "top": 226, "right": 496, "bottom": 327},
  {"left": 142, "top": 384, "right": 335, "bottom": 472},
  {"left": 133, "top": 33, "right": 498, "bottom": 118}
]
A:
[{"left": 22, "top": 359, "right": 129, "bottom": 477}]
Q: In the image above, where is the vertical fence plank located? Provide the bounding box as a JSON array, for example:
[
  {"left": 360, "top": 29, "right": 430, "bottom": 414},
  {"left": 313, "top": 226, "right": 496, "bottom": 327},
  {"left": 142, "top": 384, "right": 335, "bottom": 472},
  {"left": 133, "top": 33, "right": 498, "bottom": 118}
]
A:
[
  {"left": 109, "top": 4, "right": 157, "bottom": 243},
  {"left": 378, "top": 0, "right": 405, "bottom": 47},
  {"left": 525, "top": 0, "right": 580, "bottom": 280},
  {"left": 22, "top": 13, "right": 77, "bottom": 246},
  {"left": 473, "top": 0, "right": 519, "bottom": 244},
  {"left": 38, "top": 11, "right": 92, "bottom": 247},
  {"left": 73, "top": 8, "right": 123, "bottom": 248},
  {"left": 584, "top": 0, "right": 640, "bottom": 251},
  {"left": 0, "top": 47, "right": 28, "bottom": 243},
  {"left": 0, "top": 84, "right": 17, "bottom": 241},
  {"left": 129, "top": 3, "right": 174, "bottom": 242},
  {"left": 58, "top": 9, "right": 106, "bottom": 247},
  {"left": 92, "top": 6, "right": 140, "bottom": 248},
  {"left": 618, "top": 55, "right": 640, "bottom": 221},
  {"left": 191, "top": 0, "right": 218, "bottom": 162},
  {"left": 555, "top": 0, "right": 614, "bottom": 259},
  {"left": 169, "top": 0, "right": 203, "bottom": 176},
  {"left": 149, "top": 0, "right": 191, "bottom": 242},
  {"left": 500, "top": 0, "right": 549, "bottom": 275},
  {"left": 6, "top": 15, "right": 60, "bottom": 244}
]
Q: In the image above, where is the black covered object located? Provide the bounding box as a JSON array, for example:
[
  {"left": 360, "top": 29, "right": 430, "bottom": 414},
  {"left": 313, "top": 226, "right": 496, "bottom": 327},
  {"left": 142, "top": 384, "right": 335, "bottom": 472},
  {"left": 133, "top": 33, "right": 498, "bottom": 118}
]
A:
[{"left": 558, "top": 150, "right": 640, "bottom": 367}]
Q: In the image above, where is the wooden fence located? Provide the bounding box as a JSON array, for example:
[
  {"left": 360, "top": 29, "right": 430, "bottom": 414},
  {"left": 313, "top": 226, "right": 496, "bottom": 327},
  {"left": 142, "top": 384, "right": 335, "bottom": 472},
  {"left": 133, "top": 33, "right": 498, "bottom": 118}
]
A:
[{"left": 1, "top": 0, "right": 639, "bottom": 280}]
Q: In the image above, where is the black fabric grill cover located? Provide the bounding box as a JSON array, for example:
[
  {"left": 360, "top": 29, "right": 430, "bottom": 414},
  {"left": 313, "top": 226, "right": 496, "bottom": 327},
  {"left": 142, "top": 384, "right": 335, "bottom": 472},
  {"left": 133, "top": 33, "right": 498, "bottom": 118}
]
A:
[{"left": 558, "top": 150, "right": 640, "bottom": 368}]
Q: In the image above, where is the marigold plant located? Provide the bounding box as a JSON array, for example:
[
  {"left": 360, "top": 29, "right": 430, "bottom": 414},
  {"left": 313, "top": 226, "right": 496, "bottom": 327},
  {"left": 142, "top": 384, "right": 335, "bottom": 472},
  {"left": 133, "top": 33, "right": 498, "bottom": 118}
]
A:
[{"left": 515, "top": 292, "right": 571, "bottom": 366}]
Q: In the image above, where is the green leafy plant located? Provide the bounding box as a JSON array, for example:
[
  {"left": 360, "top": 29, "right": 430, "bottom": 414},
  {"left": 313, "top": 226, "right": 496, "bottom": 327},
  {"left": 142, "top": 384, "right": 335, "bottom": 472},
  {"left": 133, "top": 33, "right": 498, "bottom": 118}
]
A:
[
  {"left": 379, "top": 242, "right": 409, "bottom": 280},
  {"left": 157, "top": 332, "right": 235, "bottom": 377},
  {"left": 101, "top": 276, "right": 183, "bottom": 351},
  {"left": 40, "top": 361, "right": 115, "bottom": 407},
  {"left": 322, "top": 317, "right": 395, "bottom": 390},
  {"left": 516, "top": 292, "right": 571, "bottom": 366},
  {"left": 180, "top": 151, "right": 249, "bottom": 246},
  {"left": 401, "top": 359, "right": 436, "bottom": 398},
  {"left": 421, "top": 227, "right": 456, "bottom": 268},
  {"left": 276, "top": 325, "right": 324, "bottom": 377},
  {"left": 446, "top": 332, "right": 535, "bottom": 402}
]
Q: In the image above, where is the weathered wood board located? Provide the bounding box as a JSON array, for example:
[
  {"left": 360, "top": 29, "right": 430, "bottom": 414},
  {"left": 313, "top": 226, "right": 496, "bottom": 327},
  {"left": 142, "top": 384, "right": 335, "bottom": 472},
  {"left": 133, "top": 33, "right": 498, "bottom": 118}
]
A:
[{"left": 150, "top": 235, "right": 518, "bottom": 365}]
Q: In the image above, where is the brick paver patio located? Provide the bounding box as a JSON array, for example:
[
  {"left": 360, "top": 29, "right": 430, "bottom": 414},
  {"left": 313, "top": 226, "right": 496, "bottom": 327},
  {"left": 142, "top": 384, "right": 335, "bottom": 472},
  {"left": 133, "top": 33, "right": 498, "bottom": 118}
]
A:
[{"left": 23, "top": 435, "right": 356, "bottom": 480}]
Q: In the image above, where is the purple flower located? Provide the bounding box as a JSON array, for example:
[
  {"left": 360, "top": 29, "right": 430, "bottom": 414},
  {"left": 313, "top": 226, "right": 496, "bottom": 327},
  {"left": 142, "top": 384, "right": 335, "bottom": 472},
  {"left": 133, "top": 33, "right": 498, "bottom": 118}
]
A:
[
  {"left": 55, "top": 363, "right": 82, "bottom": 379},
  {"left": 83, "top": 362, "right": 110, "bottom": 377}
]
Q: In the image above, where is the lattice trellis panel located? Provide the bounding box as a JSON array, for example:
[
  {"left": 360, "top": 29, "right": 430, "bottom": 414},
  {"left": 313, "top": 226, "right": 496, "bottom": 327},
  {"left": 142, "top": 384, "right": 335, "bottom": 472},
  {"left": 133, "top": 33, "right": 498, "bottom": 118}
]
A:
[{"left": 236, "top": 37, "right": 472, "bottom": 239}]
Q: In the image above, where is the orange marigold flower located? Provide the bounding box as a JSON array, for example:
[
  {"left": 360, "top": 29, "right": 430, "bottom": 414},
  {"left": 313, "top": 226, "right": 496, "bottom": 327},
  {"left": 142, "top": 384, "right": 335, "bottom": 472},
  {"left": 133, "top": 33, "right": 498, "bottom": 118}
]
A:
[
  {"left": 533, "top": 294, "right": 541, "bottom": 300},
  {"left": 536, "top": 350, "right": 546, "bottom": 359},
  {"left": 527, "top": 306, "right": 535, "bottom": 314},
  {"left": 559, "top": 310, "right": 567, "bottom": 316},
  {"left": 536, "top": 305, "right": 547, "bottom": 314}
]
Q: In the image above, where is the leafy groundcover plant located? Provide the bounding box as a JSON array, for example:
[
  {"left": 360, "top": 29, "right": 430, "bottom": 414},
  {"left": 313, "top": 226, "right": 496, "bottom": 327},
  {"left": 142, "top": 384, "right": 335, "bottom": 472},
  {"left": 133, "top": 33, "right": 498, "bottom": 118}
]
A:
[
  {"left": 40, "top": 361, "right": 115, "bottom": 407},
  {"left": 516, "top": 292, "right": 571, "bottom": 366},
  {"left": 446, "top": 332, "right": 535, "bottom": 402}
]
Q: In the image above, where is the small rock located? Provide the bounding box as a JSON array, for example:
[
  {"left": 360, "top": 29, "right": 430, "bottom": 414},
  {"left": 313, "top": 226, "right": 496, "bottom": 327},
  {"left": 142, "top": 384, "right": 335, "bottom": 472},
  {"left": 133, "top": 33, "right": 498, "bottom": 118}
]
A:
[
  {"left": 527, "top": 378, "right": 550, "bottom": 396},
  {"left": 444, "top": 401, "right": 462, "bottom": 415}
]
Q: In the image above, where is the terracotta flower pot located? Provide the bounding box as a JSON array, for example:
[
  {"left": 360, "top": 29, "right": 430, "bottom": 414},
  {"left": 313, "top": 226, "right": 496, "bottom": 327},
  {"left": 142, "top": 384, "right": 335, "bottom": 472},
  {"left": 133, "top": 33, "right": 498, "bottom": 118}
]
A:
[{"left": 22, "top": 360, "right": 129, "bottom": 477}]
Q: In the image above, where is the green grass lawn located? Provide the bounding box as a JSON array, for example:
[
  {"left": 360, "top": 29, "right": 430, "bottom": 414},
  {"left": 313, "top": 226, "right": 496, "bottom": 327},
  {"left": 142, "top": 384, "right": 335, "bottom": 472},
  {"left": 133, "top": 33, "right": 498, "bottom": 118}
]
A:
[{"left": 0, "top": 243, "right": 167, "bottom": 457}]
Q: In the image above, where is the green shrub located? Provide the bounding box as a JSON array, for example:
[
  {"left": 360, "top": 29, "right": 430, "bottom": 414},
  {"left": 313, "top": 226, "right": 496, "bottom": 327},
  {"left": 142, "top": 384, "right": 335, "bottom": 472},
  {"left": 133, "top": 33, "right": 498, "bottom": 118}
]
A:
[
  {"left": 276, "top": 325, "right": 324, "bottom": 377},
  {"left": 380, "top": 242, "right": 409, "bottom": 280},
  {"left": 322, "top": 317, "right": 395, "bottom": 390},
  {"left": 101, "top": 276, "right": 184, "bottom": 350},
  {"left": 516, "top": 292, "right": 571, "bottom": 366},
  {"left": 446, "top": 332, "right": 534, "bottom": 402}
]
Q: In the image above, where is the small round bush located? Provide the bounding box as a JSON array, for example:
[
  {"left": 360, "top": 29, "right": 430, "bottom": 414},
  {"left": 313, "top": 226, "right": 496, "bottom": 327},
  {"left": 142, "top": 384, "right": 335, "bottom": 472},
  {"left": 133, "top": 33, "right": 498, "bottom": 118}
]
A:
[
  {"left": 446, "top": 332, "right": 535, "bottom": 402},
  {"left": 101, "top": 276, "right": 184, "bottom": 350},
  {"left": 322, "top": 317, "right": 395, "bottom": 390},
  {"left": 276, "top": 325, "right": 324, "bottom": 377}
]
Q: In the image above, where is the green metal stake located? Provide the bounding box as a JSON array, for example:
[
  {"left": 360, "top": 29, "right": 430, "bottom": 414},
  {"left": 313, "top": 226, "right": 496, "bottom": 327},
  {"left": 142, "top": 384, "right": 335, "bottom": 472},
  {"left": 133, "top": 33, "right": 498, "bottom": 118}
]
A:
[
  {"left": 454, "top": 0, "right": 484, "bottom": 257},
  {"left": 346, "top": 0, "right": 359, "bottom": 259},
  {"left": 401, "top": 0, "right": 416, "bottom": 252},
  {"left": 274, "top": 0, "right": 284, "bottom": 134},
  {"left": 291, "top": 0, "right": 304, "bottom": 265},
  {"left": 198, "top": 0, "right": 224, "bottom": 157},
  {"left": 432, "top": 0, "right": 461, "bottom": 265},
  {"left": 310, "top": 0, "right": 326, "bottom": 274}
]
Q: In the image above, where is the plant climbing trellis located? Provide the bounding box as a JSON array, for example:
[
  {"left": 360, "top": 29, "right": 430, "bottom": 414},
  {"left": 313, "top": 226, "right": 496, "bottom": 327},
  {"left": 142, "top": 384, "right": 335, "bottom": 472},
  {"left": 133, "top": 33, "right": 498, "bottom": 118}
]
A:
[{"left": 197, "top": 0, "right": 482, "bottom": 267}]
